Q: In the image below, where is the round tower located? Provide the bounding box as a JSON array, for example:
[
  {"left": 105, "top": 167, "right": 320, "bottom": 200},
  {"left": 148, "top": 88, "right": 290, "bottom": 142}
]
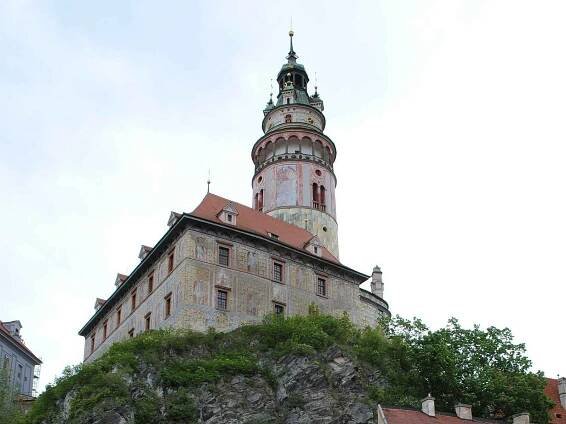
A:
[{"left": 251, "top": 31, "right": 339, "bottom": 258}]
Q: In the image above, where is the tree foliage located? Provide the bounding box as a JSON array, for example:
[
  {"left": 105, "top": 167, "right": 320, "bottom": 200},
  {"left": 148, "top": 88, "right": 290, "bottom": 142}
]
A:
[
  {"left": 0, "top": 367, "right": 25, "bottom": 424},
  {"left": 379, "top": 316, "right": 553, "bottom": 423}
]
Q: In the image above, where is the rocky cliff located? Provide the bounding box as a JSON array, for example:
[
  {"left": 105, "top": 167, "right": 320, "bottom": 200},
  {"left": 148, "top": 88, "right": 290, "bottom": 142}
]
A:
[{"left": 29, "top": 313, "right": 389, "bottom": 424}]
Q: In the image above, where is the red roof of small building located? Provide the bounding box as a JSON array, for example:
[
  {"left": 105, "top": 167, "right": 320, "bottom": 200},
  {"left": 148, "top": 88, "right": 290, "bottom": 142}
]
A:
[
  {"left": 191, "top": 193, "right": 340, "bottom": 263},
  {"left": 0, "top": 321, "right": 41, "bottom": 365},
  {"left": 546, "top": 378, "right": 566, "bottom": 424},
  {"left": 382, "top": 408, "right": 494, "bottom": 423}
]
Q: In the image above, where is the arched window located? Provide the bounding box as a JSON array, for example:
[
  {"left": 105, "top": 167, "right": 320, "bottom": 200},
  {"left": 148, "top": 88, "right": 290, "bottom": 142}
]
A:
[
  {"left": 324, "top": 146, "right": 332, "bottom": 163},
  {"left": 255, "top": 192, "right": 259, "bottom": 210},
  {"left": 320, "top": 186, "right": 326, "bottom": 211},
  {"left": 259, "top": 189, "right": 264, "bottom": 212},
  {"left": 285, "top": 114, "right": 292, "bottom": 123},
  {"left": 312, "top": 183, "right": 319, "bottom": 209}
]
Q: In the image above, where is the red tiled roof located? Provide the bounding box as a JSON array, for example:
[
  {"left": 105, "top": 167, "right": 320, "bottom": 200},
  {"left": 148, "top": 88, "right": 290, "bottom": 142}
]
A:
[
  {"left": 382, "top": 408, "right": 493, "bottom": 423},
  {"left": 191, "top": 193, "right": 340, "bottom": 263},
  {"left": 546, "top": 378, "right": 566, "bottom": 424},
  {"left": 0, "top": 321, "right": 41, "bottom": 365}
]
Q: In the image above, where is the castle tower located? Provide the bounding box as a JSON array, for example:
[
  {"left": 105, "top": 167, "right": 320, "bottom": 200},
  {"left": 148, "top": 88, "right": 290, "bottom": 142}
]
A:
[{"left": 251, "top": 31, "right": 340, "bottom": 258}]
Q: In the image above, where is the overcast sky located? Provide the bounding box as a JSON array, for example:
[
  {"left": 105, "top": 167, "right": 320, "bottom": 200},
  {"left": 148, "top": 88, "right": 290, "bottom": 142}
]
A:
[{"left": 1, "top": 1, "right": 565, "bottom": 392}]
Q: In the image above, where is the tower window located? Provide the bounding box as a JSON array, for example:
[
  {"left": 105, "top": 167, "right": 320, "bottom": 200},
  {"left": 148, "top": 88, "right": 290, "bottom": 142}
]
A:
[
  {"left": 286, "top": 98, "right": 290, "bottom": 105},
  {"left": 218, "top": 246, "right": 230, "bottom": 267},
  {"left": 217, "top": 289, "right": 228, "bottom": 310},
  {"left": 320, "top": 186, "right": 326, "bottom": 211},
  {"left": 317, "top": 277, "right": 327, "bottom": 297},
  {"left": 285, "top": 114, "right": 292, "bottom": 123},
  {"left": 312, "top": 183, "right": 319, "bottom": 208}
]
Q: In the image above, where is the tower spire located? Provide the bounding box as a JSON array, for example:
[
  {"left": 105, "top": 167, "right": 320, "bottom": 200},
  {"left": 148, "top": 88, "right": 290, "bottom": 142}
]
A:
[{"left": 287, "top": 29, "right": 297, "bottom": 63}]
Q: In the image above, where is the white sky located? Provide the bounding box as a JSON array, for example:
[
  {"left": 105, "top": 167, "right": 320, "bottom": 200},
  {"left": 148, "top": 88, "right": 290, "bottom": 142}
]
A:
[{"left": 0, "top": 1, "right": 564, "bottom": 392}]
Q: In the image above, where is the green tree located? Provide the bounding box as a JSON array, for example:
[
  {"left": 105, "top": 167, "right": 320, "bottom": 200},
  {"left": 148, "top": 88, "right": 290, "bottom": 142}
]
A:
[
  {"left": 0, "top": 366, "right": 25, "bottom": 424},
  {"left": 383, "top": 316, "right": 553, "bottom": 423}
]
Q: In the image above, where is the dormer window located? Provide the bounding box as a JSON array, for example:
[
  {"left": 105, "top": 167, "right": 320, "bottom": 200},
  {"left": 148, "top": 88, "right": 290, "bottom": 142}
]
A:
[
  {"left": 218, "top": 202, "right": 238, "bottom": 225},
  {"left": 305, "top": 236, "right": 323, "bottom": 257}
]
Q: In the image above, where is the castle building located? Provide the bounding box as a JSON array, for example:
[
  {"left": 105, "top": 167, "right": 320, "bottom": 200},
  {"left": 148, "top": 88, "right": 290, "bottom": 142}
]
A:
[
  {"left": 0, "top": 320, "right": 41, "bottom": 398},
  {"left": 78, "top": 32, "right": 390, "bottom": 362}
]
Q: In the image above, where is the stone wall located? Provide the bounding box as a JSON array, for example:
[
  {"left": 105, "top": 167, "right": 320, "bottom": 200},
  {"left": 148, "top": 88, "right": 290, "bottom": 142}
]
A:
[{"left": 84, "top": 225, "right": 387, "bottom": 362}]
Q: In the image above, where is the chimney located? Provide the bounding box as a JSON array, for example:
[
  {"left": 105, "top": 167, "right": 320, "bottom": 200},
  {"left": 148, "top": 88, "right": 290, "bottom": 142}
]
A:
[
  {"left": 455, "top": 403, "right": 473, "bottom": 420},
  {"left": 512, "top": 413, "right": 530, "bottom": 424},
  {"left": 371, "top": 265, "right": 384, "bottom": 298},
  {"left": 421, "top": 394, "right": 435, "bottom": 417},
  {"left": 559, "top": 377, "right": 566, "bottom": 409}
]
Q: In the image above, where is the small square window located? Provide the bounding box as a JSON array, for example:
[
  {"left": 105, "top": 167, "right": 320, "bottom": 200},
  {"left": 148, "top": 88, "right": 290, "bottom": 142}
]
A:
[
  {"left": 217, "top": 289, "right": 228, "bottom": 310},
  {"left": 274, "top": 303, "right": 285, "bottom": 315},
  {"left": 317, "top": 277, "right": 327, "bottom": 297},
  {"left": 273, "top": 262, "right": 283, "bottom": 282},
  {"left": 164, "top": 293, "right": 172, "bottom": 318},
  {"left": 218, "top": 246, "right": 230, "bottom": 267}
]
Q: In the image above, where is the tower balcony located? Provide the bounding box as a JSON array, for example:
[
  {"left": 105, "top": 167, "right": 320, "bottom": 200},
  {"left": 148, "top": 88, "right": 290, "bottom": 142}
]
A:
[{"left": 254, "top": 153, "right": 333, "bottom": 175}]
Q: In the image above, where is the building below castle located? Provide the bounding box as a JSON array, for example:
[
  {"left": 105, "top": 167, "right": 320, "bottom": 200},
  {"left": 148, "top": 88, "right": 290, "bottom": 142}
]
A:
[
  {"left": 0, "top": 320, "right": 41, "bottom": 398},
  {"left": 78, "top": 32, "right": 390, "bottom": 362},
  {"left": 378, "top": 380, "right": 566, "bottom": 423}
]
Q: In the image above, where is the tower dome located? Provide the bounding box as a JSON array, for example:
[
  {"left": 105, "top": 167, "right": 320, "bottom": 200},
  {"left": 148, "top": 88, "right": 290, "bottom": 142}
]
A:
[{"left": 251, "top": 32, "right": 339, "bottom": 258}]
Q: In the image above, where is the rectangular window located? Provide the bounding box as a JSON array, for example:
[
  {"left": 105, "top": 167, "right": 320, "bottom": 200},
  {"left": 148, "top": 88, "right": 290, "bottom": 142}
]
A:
[
  {"left": 116, "top": 306, "right": 122, "bottom": 327},
  {"left": 218, "top": 246, "right": 230, "bottom": 267},
  {"left": 148, "top": 271, "right": 154, "bottom": 294},
  {"left": 144, "top": 313, "right": 151, "bottom": 331},
  {"left": 167, "top": 249, "right": 175, "bottom": 273},
  {"left": 90, "top": 334, "right": 95, "bottom": 353},
  {"left": 273, "top": 262, "right": 283, "bottom": 282},
  {"left": 317, "top": 277, "right": 327, "bottom": 297},
  {"left": 217, "top": 289, "right": 228, "bottom": 310},
  {"left": 131, "top": 289, "right": 137, "bottom": 311},
  {"left": 164, "top": 292, "right": 172, "bottom": 318},
  {"left": 227, "top": 213, "right": 232, "bottom": 222},
  {"left": 103, "top": 320, "right": 108, "bottom": 339},
  {"left": 274, "top": 303, "right": 285, "bottom": 315},
  {"left": 128, "top": 328, "right": 134, "bottom": 338}
]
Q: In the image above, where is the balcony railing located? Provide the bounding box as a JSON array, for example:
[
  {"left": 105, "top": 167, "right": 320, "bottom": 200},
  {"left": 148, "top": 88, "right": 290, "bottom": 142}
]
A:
[
  {"left": 255, "top": 153, "right": 333, "bottom": 173},
  {"left": 312, "top": 202, "right": 326, "bottom": 211}
]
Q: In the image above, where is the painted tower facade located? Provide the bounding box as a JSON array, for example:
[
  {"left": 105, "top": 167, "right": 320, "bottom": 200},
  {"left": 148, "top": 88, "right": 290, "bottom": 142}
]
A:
[{"left": 251, "top": 32, "right": 340, "bottom": 258}]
